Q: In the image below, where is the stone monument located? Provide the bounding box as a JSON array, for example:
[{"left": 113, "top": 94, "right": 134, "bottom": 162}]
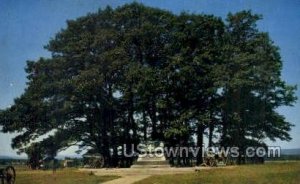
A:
[{"left": 131, "top": 141, "right": 170, "bottom": 168}]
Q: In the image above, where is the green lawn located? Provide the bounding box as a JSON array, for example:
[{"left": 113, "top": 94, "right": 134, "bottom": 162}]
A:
[
  {"left": 11, "top": 161, "right": 300, "bottom": 184},
  {"left": 135, "top": 161, "right": 300, "bottom": 184},
  {"left": 15, "top": 169, "right": 119, "bottom": 184}
]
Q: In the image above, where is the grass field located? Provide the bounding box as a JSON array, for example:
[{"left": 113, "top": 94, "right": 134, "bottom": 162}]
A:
[
  {"left": 15, "top": 168, "right": 119, "bottom": 184},
  {"left": 135, "top": 161, "right": 300, "bottom": 184},
  {"left": 10, "top": 161, "right": 300, "bottom": 184}
]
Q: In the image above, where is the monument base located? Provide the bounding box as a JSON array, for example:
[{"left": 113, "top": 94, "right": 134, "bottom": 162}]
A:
[
  {"left": 131, "top": 153, "right": 170, "bottom": 168},
  {"left": 131, "top": 141, "right": 170, "bottom": 168}
]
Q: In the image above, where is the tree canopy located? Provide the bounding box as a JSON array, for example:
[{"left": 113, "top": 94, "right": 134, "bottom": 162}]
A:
[{"left": 0, "top": 3, "right": 297, "bottom": 167}]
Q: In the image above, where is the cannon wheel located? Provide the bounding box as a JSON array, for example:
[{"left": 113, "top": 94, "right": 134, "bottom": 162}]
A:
[
  {"left": 5, "top": 166, "right": 16, "bottom": 184},
  {"left": 209, "top": 157, "right": 217, "bottom": 167},
  {"left": 92, "top": 155, "right": 105, "bottom": 168},
  {"left": 86, "top": 154, "right": 105, "bottom": 168}
]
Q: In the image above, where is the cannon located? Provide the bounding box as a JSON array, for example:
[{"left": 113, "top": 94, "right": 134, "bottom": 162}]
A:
[
  {"left": 0, "top": 166, "right": 15, "bottom": 184},
  {"left": 83, "top": 154, "right": 105, "bottom": 168},
  {"left": 203, "top": 149, "right": 229, "bottom": 167}
]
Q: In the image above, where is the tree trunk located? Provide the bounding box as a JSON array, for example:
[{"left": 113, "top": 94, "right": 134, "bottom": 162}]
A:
[
  {"left": 208, "top": 122, "right": 214, "bottom": 147},
  {"left": 142, "top": 111, "right": 148, "bottom": 141},
  {"left": 196, "top": 124, "right": 205, "bottom": 165}
]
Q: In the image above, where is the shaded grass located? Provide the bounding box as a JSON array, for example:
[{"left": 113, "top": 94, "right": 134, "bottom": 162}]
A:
[
  {"left": 15, "top": 169, "right": 119, "bottom": 184},
  {"left": 135, "top": 161, "right": 300, "bottom": 184}
]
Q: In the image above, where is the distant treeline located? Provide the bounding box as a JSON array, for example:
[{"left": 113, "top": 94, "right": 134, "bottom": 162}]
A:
[
  {"left": 266, "top": 155, "right": 300, "bottom": 161},
  {"left": 0, "top": 159, "right": 27, "bottom": 166}
]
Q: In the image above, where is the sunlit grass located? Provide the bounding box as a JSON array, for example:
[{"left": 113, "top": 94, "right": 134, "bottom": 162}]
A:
[
  {"left": 135, "top": 161, "right": 300, "bottom": 184},
  {"left": 15, "top": 168, "right": 119, "bottom": 184}
]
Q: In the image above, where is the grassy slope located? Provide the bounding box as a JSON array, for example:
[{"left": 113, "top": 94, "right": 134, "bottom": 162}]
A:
[
  {"left": 15, "top": 169, "right": 119, "bottom": 184},
  {"left": 135, "top": 161, "right": 300, "bottom": 184}
]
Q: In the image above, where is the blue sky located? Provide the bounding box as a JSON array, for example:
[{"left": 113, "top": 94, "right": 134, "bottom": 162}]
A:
[{"left": 0, "top": 0, "right": 299, "bottom": 156}]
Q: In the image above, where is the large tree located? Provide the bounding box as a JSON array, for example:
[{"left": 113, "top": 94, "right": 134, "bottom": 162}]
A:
[{"left": 217, "top": 11, "right": 297, "bottom": 164}]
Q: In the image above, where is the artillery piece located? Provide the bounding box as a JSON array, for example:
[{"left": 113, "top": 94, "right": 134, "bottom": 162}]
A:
[
  {"left": 203, "top": 149, "right": 229, "bottom": 167},
  {"left": 0, "top": 166, "right": 15, "bottom": 184},
  {"left": 83, "top": 154, "right": 105, "bottom": 168}
]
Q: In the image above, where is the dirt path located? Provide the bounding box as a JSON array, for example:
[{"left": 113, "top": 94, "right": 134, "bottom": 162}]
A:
[
  {"left": 81, "top": 167, "right": 227, "bottom": 184},
  {"left": 99, "top": 175, "right": 151, "bottom": 184}
]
